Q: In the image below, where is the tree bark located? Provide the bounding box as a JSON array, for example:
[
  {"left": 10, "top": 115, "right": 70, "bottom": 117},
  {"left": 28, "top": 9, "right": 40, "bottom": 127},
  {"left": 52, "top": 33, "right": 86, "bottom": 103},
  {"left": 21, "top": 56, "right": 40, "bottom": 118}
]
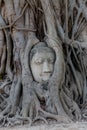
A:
[{"left": 0, "top": 0, "right": 87, "bottom": 127}]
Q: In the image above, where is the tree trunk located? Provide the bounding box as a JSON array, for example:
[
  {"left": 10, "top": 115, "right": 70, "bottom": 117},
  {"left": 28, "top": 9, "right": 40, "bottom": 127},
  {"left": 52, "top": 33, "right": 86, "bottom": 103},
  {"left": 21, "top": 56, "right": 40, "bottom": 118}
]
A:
[{"left": 0, "top": 0, "right": 87, "bottom": 127}]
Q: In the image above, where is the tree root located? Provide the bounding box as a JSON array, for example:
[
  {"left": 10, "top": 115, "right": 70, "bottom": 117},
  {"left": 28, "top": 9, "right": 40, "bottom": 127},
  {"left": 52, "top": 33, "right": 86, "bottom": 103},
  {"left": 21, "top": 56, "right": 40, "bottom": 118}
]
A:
[
  {"left": 0, "top": 115, "right": 32, "bottom": 127},
  {"left": 0, "top": 103, "right": 11, "bottom": 116},
  {"left": 0, "top": 79, "right": 11, "bottom": 90},
  {"left": 60, "top": 89, "right": 81, "bottom": 121},
  {"left": 0, "top": 3, "right": 28, "bottom": 30},
  {"left": 9, "top": 76, "right": 21, "bottom": 116},
  {"left": 4, "top": 29, "right": 13, "bottom": 81},
  {"left": 16, "top": 116, "right": 32, "bottom": 125},
  {"left": 33, "top": 108, "right": 72, "bottom": 123},
  {"left": 60, "top": 91, "right": 74, "bottom": 120},
  {"left": 0, "top": 45, "right": 6, "bottom": 75},
  {"left": 0, "top": 115, "right": 7, "bottom": 127},
  {"left": 0, "top": 101, "right": 7, "bottom": 110},
  {"left": 33, "top": 116, "right": 48, "bottom": 124},
  {"left": 67, "top": 50, "right": 82, "bottom": 96},
  {"left": 0, "top": 76, "right": 21, "bottom": 118}
]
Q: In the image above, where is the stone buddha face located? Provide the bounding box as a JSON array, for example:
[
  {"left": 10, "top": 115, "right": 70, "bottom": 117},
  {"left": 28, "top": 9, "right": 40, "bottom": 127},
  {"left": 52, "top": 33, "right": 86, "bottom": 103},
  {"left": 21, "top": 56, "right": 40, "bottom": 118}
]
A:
[{"left": 30, "top": 42, "right": 55, "bottom": 83}]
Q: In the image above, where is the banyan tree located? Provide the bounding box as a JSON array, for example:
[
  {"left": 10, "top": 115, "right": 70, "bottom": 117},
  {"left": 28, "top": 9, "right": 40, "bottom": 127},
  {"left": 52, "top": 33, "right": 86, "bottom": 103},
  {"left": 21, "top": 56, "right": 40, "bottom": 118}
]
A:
[{"left": 0, "top": 0, "right": 87, "bottom": 127}]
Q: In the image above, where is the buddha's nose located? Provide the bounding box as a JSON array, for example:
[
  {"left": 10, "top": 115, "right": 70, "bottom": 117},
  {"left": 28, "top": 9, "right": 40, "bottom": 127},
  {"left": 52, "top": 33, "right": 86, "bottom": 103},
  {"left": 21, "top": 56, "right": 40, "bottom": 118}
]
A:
[{"left": 43, "top": 61, "right": 51, "bottom": 73}]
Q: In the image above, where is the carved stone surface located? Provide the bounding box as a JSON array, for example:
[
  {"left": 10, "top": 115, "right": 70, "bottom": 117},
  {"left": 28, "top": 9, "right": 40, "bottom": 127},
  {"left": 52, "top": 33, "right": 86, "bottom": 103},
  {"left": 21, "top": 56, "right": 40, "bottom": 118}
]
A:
[{"left": 30, "top": 42, "right": 55, "bottom": 83}]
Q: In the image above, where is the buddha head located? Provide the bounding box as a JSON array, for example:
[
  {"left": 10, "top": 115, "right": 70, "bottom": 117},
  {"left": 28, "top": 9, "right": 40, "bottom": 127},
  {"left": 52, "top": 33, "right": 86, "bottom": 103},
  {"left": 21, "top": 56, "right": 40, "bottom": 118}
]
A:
[{"left": 30, "top": 42, "right": 55, "bottom": 83}]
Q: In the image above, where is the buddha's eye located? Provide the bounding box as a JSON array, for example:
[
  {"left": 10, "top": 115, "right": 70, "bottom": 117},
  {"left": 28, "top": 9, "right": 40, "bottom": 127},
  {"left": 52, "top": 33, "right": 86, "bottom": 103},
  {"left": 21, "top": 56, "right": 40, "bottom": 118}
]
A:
[
  {"left": 48, "top": 58, "right": 54, "bottom": 63},
  {"left": 35, "top": 58, "right": 43, "bottom": 64}
]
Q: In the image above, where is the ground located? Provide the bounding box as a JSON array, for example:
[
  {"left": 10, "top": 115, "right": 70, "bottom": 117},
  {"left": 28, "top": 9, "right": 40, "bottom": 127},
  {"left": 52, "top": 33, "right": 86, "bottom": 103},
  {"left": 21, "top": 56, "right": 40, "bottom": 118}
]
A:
[{"left": 0, "top": 122, "right": 87, "bottom": 130}]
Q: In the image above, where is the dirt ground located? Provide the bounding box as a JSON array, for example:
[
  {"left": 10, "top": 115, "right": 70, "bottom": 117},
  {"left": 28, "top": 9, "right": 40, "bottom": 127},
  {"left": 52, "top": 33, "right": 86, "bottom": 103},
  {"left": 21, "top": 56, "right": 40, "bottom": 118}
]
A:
[{"left": 0, "top": 122, "right": 87, "bottom": 130}]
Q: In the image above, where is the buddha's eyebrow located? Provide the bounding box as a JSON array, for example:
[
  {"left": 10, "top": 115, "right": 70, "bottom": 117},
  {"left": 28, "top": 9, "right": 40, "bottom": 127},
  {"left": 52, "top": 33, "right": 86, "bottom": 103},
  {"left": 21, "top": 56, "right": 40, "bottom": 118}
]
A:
[
  {"left": 35, "top": 57, "right": 42, "bottom": 60},
  {"left": 48, "top": 56, "right": 55, "bottom": 59},
  {"left": 34, "top": 57, "right": 43, "bottom": 62}
]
